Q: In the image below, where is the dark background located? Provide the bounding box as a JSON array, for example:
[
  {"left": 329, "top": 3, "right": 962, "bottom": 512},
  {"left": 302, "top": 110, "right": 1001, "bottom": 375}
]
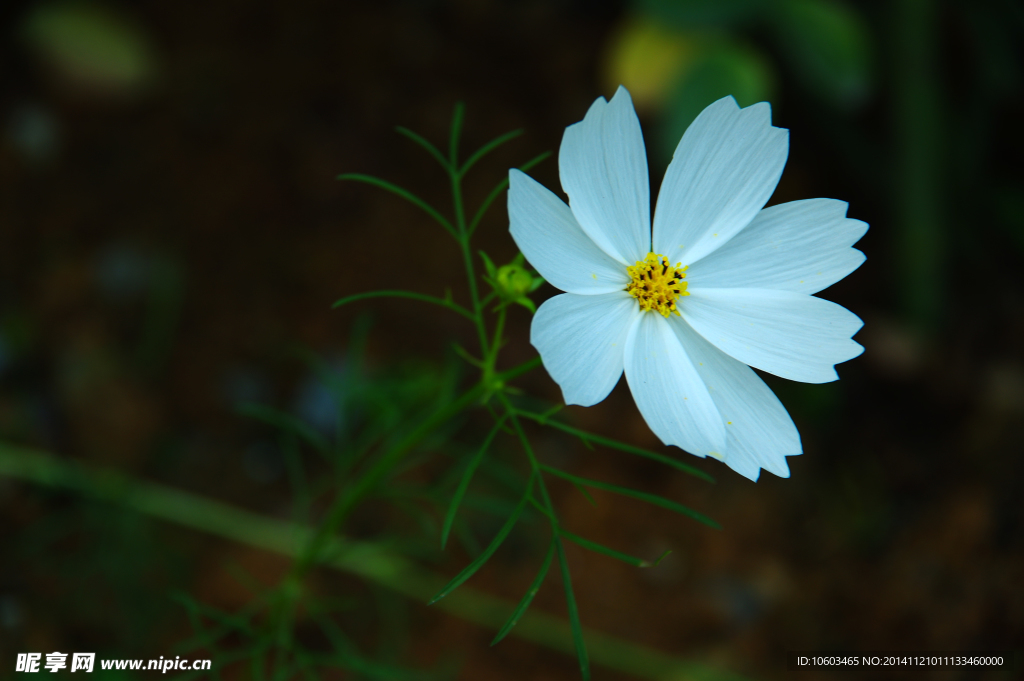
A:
[{"left": 1, "top": 0, "right": 1022, "bottom": 679}]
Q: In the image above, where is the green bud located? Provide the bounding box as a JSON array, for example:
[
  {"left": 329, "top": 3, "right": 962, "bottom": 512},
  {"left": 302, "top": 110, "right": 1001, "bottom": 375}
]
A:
[
  {"left": 496, "top": 264, "right": 533, "bottom": 299},
  {"left": 479, "top": 251, "right": 543, "bottom": 313}
]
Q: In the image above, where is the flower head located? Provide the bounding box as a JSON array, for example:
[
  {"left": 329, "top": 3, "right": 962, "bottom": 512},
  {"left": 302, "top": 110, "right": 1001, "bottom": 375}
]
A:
[{"left": 508, "top": 86, "right": 866, "bottom": 481}]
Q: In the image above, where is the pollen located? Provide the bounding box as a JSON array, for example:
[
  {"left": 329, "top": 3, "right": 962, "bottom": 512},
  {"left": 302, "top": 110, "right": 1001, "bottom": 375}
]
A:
[{"left": 626, "top": 252, "right": 689, "bottom": 317}]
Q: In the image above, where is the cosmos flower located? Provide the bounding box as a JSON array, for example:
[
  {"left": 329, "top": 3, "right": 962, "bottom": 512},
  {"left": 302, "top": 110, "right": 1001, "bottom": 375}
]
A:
[{"left": 508, "top": 86, "right": 866, "bottom": 481}]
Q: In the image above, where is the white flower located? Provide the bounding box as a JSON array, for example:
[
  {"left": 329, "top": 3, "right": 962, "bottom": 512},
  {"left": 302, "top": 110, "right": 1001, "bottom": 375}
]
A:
[{"left": 508, "top": 86, "right": 866, "bottom": 481}]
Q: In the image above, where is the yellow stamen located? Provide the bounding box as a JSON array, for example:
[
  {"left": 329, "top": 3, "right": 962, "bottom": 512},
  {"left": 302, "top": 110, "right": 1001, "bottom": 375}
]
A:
[{"left": 625, "top": 252, "right": 689, "bottom": 317}]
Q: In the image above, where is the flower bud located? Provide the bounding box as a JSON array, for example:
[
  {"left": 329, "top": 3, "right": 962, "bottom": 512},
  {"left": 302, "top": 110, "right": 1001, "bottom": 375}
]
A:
[{"left": 496, "top": 264, "right": 533, "bottom": 300}]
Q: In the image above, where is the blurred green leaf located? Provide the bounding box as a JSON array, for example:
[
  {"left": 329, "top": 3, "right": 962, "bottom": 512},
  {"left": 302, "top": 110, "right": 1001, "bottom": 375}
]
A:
[
  {"left": 659, "top": 39, "right": 775, "bottom": 161},
  {"left": 771, "top": 0, "right": 872, "bottom": 109},
  {"left": 22, "top": 2, "right": 157, "bottom": 95},
  {"left": 236, "top": 403, "right": 331, "bottom": 458},
  {"left": 637, "top": 0, "right": 767, "bottom": 28}
]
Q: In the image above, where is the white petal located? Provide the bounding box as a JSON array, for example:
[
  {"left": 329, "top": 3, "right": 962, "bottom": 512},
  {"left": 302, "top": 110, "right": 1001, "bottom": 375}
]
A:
[
  {"left": 669, "top": 318, "right": 800, "bottom": 481},
  {"left": 686, "top": 199, "right": 868, "bottom": 294},
  {"left": 508, "top": 170, "right": 630, "bottom": 295},
  {"left": 623, "top": 313, "right": 726, "bottom": 457},
  {"left": 559, "top": 86, "right": 650, "bottom": 265},
  {"left": 652, "top": 97, "right": 788, "bottom": 267},
  {"left": 531, "top": 291, "right": 638, "bottom": 407},
  {"left": 681, "top": 287, "right": 864, "bottom": 383}
]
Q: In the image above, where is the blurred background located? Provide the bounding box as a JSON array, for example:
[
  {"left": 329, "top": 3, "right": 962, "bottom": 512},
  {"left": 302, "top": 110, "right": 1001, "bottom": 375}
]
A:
[{"left": 1, "top": 0, "right": 1023, "bottom": 679}]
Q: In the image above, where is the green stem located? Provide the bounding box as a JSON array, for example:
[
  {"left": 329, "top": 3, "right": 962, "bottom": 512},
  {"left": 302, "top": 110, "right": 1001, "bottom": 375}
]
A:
[
  {"left": 0, "top": 444, "right": 747, "bottom": 681},
  {"left": 488, "top": 307, "right": 506, "bottom": 370},
  {"left": 446, "top": 105, "right": 490, "bottom": 360},
  {"left": 454, "top": 190, "right": 489, "bottom": 358},
  {"left": 893, "top": 0, "right": 943, "bottom": 332},
  {"left": 499, "top": 393, "right": 559, "bottom": 532},
  {"left": 501, "top": 395, "right": 593, "bottom": 679}
]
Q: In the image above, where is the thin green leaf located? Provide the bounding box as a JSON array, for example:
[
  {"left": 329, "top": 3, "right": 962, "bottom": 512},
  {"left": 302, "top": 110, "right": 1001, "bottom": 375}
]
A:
[
  {"left": 337, "top": 174, "right": 456, "bottom": 238},
  {"left": 527, "top": 495, "right": 556, "bottom": 523},
  {"left": 460, "top": 129, "right": 523, "bottom": 176},
  {"left": 429, "top": 473, "right": 534, "bottom": 604},
  {"left": 648, "top": 549, "right": 672, "bottom": 567},
  {"left": 236, "top": 403, "right": 330, "bottom": 458},
  {"left": 478, "top": 250, "right": 498, "bottom": 279},
  {"left": 559, "top": 530, "right": 668, "bottom": 568},
  {"left": 468, "top": 150, "right": 552, "bottom": 236},
  {"left": 541, "top": 465, "right": 721, "bottom": 529},
  {"left": 450, "top": 342, "right": 484, "bottom": 368},
  {"left": 572, "top": 482, "right": 597, "bottom": 507},
  {"left": 535, "top": 404, "right": 564, "bottom": 424},
  {"left": 332, "top": 290, "right": 474, "bottom": 321},
  {"left": 514, "top": 297, "right": 536, "bottom": 314},
  {"left": 491, "top": 537, "right": 556, "bottom": 645},
  {"left": 441, "top": 415, "right": 508, "bottom": 549},
  {"left": 395, "top": 126, "right": 450, "bottom": 171},
  {"left": 448, "top": 102, "right": 465, "bottom": 166},
  {"left": 556, "top": 538, "right": 590, "bottom": 680},
  {"left": 517, "top": 409, "right": 714, "bottom": 483},
  {"left": 496, "top": 356, "right": 543, "bottom": 383},
  {"left": 482, "top": 401, "right": 503, "bottom": 426}
]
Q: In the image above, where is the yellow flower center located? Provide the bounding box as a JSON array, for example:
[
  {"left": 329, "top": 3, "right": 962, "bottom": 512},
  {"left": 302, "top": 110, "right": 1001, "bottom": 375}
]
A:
[{"left": 626, "top": 252, "right": 689, "bottom": 317}]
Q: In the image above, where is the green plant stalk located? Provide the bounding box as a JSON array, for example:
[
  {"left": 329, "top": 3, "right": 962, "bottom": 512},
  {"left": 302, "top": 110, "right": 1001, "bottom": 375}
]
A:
[
  {"left": 894, "top": 0, "right": 943, "bottom": 332},
  {"left": 447, "top": 107, "right": 491, "bottom": 360},
  {"left": 501, "top": 395, "right": 561, "bottom": 534},
  {"left": 0, "top": 444, "right": 747, "bottom": 681},
  {"left": 487, "top": 306, "right": 506, "bottom": 371},
  {"left": 458, "top": 222, "right": 490, "bottom": 358},
  {"left": 500, "top": 393, "right": 595, "bottom": 677},
  {"left": 323, "top": 114, "right": 527, "bottom": 572}
]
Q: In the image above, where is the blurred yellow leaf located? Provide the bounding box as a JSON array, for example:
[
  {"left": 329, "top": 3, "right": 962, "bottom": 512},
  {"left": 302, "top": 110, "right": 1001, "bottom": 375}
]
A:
[{"left": 604, "top": 20, "right": 701, "bottom": 112}]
